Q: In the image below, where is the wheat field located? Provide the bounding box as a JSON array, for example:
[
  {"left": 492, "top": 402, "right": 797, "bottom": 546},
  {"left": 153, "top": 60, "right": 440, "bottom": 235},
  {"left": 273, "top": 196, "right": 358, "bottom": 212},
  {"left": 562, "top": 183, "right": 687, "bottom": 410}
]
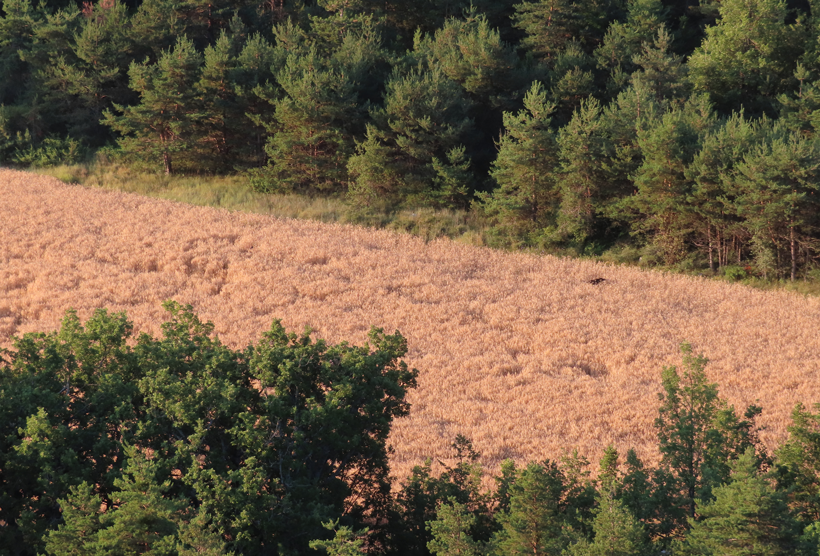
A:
[{"left": 2, "top": 168, "right": 819, "bottom": 478}]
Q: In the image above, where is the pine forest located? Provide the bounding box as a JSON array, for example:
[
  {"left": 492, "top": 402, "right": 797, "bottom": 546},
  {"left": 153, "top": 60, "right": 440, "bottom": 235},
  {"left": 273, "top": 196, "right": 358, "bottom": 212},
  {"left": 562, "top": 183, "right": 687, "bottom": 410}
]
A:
[{"left": 4, "top": 0, "right": 820, "bottom": 554}]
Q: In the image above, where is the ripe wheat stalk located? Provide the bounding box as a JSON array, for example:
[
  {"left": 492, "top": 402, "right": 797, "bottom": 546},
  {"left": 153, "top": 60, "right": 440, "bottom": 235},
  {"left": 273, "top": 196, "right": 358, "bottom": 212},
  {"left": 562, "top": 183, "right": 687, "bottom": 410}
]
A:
[{"left": 1, "top": 168, "right": 818, "bottom": 478}]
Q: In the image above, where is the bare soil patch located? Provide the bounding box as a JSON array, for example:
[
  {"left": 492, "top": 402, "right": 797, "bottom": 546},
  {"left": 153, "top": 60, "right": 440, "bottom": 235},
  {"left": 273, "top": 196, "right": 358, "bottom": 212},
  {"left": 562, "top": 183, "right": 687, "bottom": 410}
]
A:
[{"left": 2, "top": 168, "right": 819, "bottom": 477}]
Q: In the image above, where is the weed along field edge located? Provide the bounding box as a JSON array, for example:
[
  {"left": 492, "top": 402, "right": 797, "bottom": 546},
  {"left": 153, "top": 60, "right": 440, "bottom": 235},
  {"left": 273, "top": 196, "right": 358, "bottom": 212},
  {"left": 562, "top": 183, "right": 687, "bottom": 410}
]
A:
[{"left": 2, "top": 168, "right": 819, "bottom": 477}]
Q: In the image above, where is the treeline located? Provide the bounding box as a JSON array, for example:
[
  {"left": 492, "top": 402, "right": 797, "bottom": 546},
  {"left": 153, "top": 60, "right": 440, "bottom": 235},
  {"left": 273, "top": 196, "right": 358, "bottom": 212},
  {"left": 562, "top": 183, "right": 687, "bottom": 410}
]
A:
[
  {"left": 3, "top": 0, "right": 820, "bottom": 277},
  {"left": 2, "top": 306, "right": 820, "bottom": 556}
]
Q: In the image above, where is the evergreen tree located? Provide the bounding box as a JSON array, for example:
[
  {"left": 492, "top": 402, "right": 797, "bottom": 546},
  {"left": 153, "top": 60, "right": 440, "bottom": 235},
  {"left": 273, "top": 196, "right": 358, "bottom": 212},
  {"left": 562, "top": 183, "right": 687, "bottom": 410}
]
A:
[
  {"left": 775, "top": 403, "right": 820, "bottom": 526},
  {"left": 679, "top": 448, "right": 800, "bottom": 556},
  {"left": 687, "top": 0, "right": 806, "bottom": 115},
  {"left": 686, "top": 111, "right": 767, "bottom": 272},
  {"left": 427, "top": 500, "right": 482, "bottom": 556},
  {"left": 624, "top": 95, "right": 713, "bottom": 265},
  {"left": 91, "top": 446, "right": 183, "bottom": 556},
  {"left": 102, "top": 36, "right": 204, "bottom": 174},
  {"left": 492, "top": 461, "right": 567, "bottom": 556},
  {"left": 593, "top": 0, "right": 668, "bottom": 92},
  {"left": 733, "top": 126, "right": 820, "bottom": 280},
  {"left": 565, "top": 491, "right": 648, "bottom": 556},
  {"left": 630, "top": 27, "right": 689, "bottom": 106},
  {"left": 480, "top": 81, "right": 558, "bottom": 246},
  {"left": 555, "top": 96, "right": 611, "bottom": 244},
  {"left": 347, "top": 66, "right": 474, "bottom": 209},
  {"left": 654, "top": 343, "right": 763, "bottom": 531},
  {"left": 778, "top": 64, "right": 820, "bottom": 137},
  {"left": 512, "top": 0, "right": 612, "bottom": 60}
]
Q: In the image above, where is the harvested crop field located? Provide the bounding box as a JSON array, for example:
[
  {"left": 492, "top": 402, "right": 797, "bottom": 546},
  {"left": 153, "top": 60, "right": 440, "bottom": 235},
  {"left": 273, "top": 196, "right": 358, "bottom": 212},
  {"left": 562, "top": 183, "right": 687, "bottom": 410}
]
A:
[{"left": 2, "top": 168, "right": 820, "bottom": 478}]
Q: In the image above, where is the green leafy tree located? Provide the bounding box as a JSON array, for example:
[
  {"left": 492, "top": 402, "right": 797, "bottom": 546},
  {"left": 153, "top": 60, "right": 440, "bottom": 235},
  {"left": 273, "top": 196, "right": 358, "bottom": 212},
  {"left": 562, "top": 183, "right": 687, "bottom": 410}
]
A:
[
  {"left": 427, "top": 500, "right": 483, "bottom": 556},
  {"left": 310, "top": 520, "right": 368, "bottom": 556},
  {"left": 555, "top": 97, "right": 611, "bottom": 244},
  {"left": 623, "top": 95, "right": 714, "bottom": 265},
  {"left": 565, "top": 491, "right": 648, "bottom": 556},
  {"left": 775, "top": 403, "right": 820, "bottom": 526},
  {"left": 685, "top": 112, "right": 768, "bottom": 272},
  {"left": 102, "top": 37, "right": 204, "bottom": 174},
  {"left": 594, "top": 0, "right": 668, "bottom": 85},
  {"left": 513, "top": 0, "right": 611, "bottom": 60}
]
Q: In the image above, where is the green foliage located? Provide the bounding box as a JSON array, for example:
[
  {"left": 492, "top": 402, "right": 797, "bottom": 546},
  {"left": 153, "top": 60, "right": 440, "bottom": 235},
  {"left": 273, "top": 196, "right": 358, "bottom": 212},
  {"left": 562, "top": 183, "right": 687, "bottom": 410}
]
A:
[
  {"left": 0, "top": 303, "right": 417, "bottom": 556},
  {"left": 347, "top": 65, "right": 475, "bottom": 209},
  {"left": 654, "top": 343, "right": 763, "bottom": 530},
  {"left": 687, "top": 0, "right": 806, "bottom": 115},
  {"left": 480, "top": 81, "right": 558, "bottom": 246},
  {"left": 102, "top": 37, "right": 204, "bottom": 174},
  {"left": 678, "top": 448, "right": 800, "bottom": 556}
]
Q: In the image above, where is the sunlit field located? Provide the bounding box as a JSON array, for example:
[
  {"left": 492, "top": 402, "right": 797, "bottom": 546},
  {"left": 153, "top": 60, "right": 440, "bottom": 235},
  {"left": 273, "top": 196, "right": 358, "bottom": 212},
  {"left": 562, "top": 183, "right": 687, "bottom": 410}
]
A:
[{"left": 2, "top": 168, "right": 819, "bottom": 479}]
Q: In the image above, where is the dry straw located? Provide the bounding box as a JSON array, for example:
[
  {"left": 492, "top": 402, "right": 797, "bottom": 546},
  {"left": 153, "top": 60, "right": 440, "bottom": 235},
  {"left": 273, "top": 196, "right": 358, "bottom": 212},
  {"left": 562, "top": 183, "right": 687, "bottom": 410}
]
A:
[{"left": 2, "top": 168, "right": 819, "bottom": 478}]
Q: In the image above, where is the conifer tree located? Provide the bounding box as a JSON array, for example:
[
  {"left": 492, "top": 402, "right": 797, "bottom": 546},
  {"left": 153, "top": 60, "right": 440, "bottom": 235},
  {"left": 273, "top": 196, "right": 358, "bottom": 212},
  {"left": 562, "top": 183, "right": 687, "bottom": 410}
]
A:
[
  {"left": 679, "top": 448, "right": 800, "bottom": 556},
  {"left": 565, "top": 490, "right": 648, "bottom": 556},
  {"left": 686, "top": 112, "right": 767, "bottom": 271},
  {"left": 492, "top": 462, "right": 567, "bottom": 556},
  {"left": 427, "top": 500, "right": 482, "bottom": 556},
  {"left": 775, "top": 403, "right": 820, "bottom": 526},
  {"left": 42, "top": 482, "right": 104, "bottom": 556},
  {"left": 687, "top": 0, "right": 806, "bottom": 114},
  {"left": 555, "top": 96, "right": 610, "bottom": 243},
  {"left": 733, "top": 126, "right": 820, "bottom": 280},
  {"left": 654, "top": 343, "right": 763, "bottom": 529},
  {"left": 262, "top": 46, "right": 362, "bottom": 192},
  {"left": 630, "top": 28, "right": 689, "bottom": 106},
  {"left": 347, "top": 66, "right": 474, "bottom": 208},
  {"left": 626, "top": 95, "right": 714, "bottom": 264},
  {"left": 480, "top": 81, "right": 558, "bottom": 246},
  {"left": 513, "top": 0, "right": 611, "bottom": 60},
  {"left": 778, "top": 65, "right": 820, "bottom": 137},
  {"left": 593, "top": 0, "right": 668, "bottom": 88},
  {"left": 102, "top": 37, "right": 204, "bottom": 174}
]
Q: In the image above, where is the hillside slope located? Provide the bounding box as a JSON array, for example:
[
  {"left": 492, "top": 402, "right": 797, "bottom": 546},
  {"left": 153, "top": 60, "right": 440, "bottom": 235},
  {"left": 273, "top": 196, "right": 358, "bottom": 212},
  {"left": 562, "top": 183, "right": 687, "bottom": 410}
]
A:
[{"left": 2, "top": 168, "right": 818, "bottom": 477}]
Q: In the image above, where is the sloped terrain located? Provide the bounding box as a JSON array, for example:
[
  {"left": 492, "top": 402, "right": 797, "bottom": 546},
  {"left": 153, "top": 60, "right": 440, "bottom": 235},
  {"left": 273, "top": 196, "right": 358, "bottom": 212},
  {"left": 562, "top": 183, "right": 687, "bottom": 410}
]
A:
[{"left": 2, "top": 168, "right": 819, "bottom": 478}]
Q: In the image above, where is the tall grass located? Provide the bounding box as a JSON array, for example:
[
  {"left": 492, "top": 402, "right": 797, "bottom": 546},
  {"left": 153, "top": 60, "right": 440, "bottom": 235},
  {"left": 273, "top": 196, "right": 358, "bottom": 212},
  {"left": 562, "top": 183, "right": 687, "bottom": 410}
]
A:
[
  {"left": 3, "top": 168, "right": 819, "bottom": 479},
  {"left": 35, "top": 163, "right": 487, "bottom": 244}
]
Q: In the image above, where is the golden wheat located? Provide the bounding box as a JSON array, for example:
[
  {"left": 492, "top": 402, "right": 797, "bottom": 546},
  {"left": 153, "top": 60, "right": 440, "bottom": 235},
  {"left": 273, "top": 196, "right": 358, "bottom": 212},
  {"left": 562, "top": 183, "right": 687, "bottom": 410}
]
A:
[{"left": 2, "top": 168, "right": 819, "bottom": 480}]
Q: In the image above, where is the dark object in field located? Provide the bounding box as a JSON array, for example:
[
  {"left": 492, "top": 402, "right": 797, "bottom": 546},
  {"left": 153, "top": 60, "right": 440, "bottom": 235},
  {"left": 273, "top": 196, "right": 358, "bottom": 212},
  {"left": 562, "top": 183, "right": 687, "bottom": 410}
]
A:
[{"left": 588, "top": 277, "right": 606, "bottom": 285}]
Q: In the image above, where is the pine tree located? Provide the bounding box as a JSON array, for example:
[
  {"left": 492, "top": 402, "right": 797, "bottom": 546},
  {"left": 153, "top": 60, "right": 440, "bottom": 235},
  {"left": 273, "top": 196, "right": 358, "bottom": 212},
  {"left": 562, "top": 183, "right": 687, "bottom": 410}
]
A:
[
  {"left": 102, "top": 36, "right": 204, "bottom": 174},
  {"left": 626, "top": 94, "right": 714, "bottom": 265},
  {"left": 630, "top": 27, "right": 689, "bottom": 106},
  {"left": 347, "top": 66, "right": 474, "bottom": 208},
  {"left": 680, "top": 448, "right": 800, "bottom": 556},
  {"left": 492, "top": 461, "right": 567, "bottom": 556},
  {"left": 92, "top": 446, "right": 183, "bottom": 555},
  {"left": 262, "top": 47, "right": 361, "bottom": 192},
  {"left": 593, "top": 0, "right": 668, "bottom": 89},
  {"left": 480, "top": 81, "right": 558, "bottom": 246},
  {"left": 513, "top": 0, "right": 611, "bottom": 60},
  {"left": 555, "top": 96, "right": 610, "bottom": 244},
  {"left": 686, "top": 111, "right": 767, "bottom": 272},
  {"left": 565, "top": 491, "right": 647, "bottom": 556},
  {"left": 42, "top": 482, "right": 104, "bottom": 556},
  {"left": 775, "top": 403, "right": 820, "bottom": 526},
  {"left": 654, "top": 343, "right": 763, "bottom": 530},
  {"left": 733, "top": 125, "right": 820, "bottom": 280},
  {"left": 427, "top": 500, "right": 482, "bottom": 556},
  {"left": 687, "top": 0, "right": 806, "bottom": 115}
]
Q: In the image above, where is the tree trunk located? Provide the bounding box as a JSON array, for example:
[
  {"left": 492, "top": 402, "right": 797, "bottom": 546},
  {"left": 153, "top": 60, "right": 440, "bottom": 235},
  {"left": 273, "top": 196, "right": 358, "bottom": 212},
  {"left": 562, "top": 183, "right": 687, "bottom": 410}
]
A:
[
  {"left": 163, "top": 151, "right": 173, "bottom": 175},
  {"left": 707, "top": 225, "right": 714, "bottom": 273},
  {"left": 791, "top": 223, "right": 797, "bottom": 281}
]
